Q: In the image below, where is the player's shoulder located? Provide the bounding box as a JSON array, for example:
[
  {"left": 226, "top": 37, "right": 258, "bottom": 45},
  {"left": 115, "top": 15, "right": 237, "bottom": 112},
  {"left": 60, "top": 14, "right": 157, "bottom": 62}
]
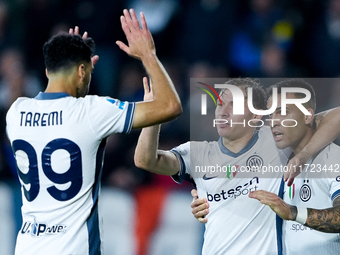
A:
[
  {"left": 84, "top": 95, "right": 128, "bottom": 109},
  {"left": 257, "top": 125, "right": 288, "bottom": 157},
  {"left": 7, "top": 96, "right": 32, "bottom": 113},
  {"left": 84, "top": 95, "right": 116, "bottom": 103},
  {"left": 171, "top": 140, "right": 215, "bottom": 154},
  {"left": 329, "top": 142, "right": 340, "bottom": 152},
  {"left": 256, "top": 126, "right": 277, "bottom": 147},
  {"left": 317, "top": 143, "right": 340, "bottom": 163},
  {"left": 309, "top": 144, "right": 340, "bottom": 181},
  {"left": 191, "top": 140, "right": 214, "bottom": 146},
  {"left": 84, "top": 95, "right": 101, "bottom": 100},
  {"left": 171, "top": 141, "right": 190, "bottom": 158},
  {"left": 190, "top": 140, "right": 220, "bottom": 157},
  {"left": 191, "top": 140, "right": 218, "bottom": 149},
  {"left": 258, "top": 125, "right": 272, "bottom": 137},
  {"left": 11, "top": 96, "right": 32, "bottom": 105}
]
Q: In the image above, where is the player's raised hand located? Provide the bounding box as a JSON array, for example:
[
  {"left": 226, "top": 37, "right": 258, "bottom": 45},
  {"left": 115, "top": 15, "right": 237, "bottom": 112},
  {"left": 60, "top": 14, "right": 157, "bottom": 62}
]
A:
[
  {"left": 116, "top": 9, "right": 155, "bottom": 60},
  {"left": 143, "top": 77, "right": 153, "bottom": 102},
  {"left": 249, "top": 190, "right": 297, "bottom": 221},
  {"left": 69, "top": 26, "right": 90, "bottom": 39},
  {"left": 191, "top": 189, "right": 209, "bottom": 223},
  {"left": 69, "top": 26, "right": 99, "bottom": 66},
  {"left": 284, "top": 150, "right": 310, "bottom": 186}
]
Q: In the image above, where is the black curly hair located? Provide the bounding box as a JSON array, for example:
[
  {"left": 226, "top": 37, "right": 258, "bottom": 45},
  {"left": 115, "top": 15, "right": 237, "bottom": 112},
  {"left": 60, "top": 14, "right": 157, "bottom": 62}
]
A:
[{"left": 43, "top": 32, "right": 95, "bottom": 73}]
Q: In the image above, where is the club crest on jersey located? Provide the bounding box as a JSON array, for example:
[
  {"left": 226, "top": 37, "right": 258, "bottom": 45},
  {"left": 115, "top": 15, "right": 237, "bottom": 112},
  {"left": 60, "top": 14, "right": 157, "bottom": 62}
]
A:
[
  {"left": 246, "top": 155, "right": 263, "bottom": 172},
  {"left": 299, "top": 180, "right": 311, "bottom": 202},
  {"left": 20, "top": 217, "right": 67, "bottom": 237}
]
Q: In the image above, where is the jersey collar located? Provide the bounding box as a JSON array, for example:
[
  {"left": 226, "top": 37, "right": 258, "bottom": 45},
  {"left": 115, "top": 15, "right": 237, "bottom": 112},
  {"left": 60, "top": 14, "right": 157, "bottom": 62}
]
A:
[
  {"left": 35, "top": 92, "right": 72, "bottom": 100},
  {"left": 218, "top": 130, "right": 259, "bottom": 157}
]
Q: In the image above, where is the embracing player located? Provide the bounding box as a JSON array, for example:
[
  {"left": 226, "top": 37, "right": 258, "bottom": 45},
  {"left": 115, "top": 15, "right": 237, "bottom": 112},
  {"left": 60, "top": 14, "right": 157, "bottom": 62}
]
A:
[
  {"left": 135, "top": 78, "right": 340, "bottom": 254},
  {"left": 189, "top": 79, "right": 340, "bottom": 254},
  {"left": 6, "top": 9, "right": 181, "bottom": 255},
  {"left": 249, "top": 79, "right": 340, "bottom": 254},
  {"left": 135, "top": 78, "right": 288, "bottom": 254}
]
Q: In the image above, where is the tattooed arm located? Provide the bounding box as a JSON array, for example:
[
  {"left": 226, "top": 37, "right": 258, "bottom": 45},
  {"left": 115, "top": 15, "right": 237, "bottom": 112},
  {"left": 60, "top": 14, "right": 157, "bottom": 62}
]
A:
[
  {"left": 249, "top": 191, "right": 340, "bottom": 233},
  {"left": 304, "top": 197, "right": 340, "bottom": 233}
]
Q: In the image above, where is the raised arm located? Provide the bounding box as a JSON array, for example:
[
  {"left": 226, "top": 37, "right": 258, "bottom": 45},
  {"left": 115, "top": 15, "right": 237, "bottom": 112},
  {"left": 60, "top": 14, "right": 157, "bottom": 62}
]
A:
[
  {"left": 285, "top": 107, "right": 340, "bottom": 186},
  {"left": 134, "top": 124, "right": 180, "bottom": 175},
  {"left": 116, "top": 9, "right": 181, "bottom": 129},
  {"left": 249, "top": 190, "right": 340, "bottom": 233},
  {"left": 133, "top": 78, "right": 180, "bottom": 176}
]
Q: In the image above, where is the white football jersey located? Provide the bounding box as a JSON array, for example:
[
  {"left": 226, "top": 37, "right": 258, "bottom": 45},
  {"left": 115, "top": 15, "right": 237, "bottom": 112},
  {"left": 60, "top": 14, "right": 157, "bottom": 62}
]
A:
[
  {"left": 171, "top": 126, "right": 290, "bottom": 255},
  {"left": 283, "top": 143, "right": 340, "bottom": 255},
  {"left": 6, "top": 92, "right": 135, "bottom": 255}
]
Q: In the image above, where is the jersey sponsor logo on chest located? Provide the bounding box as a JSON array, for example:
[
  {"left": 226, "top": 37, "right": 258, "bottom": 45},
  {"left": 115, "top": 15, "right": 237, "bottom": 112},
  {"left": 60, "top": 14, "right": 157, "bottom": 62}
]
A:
[
  {"left": 20, "top": 218, "right": 67, "bottom": 237},
  {"left": 207, "top": 176, "right": 259, "bottom": 202}
]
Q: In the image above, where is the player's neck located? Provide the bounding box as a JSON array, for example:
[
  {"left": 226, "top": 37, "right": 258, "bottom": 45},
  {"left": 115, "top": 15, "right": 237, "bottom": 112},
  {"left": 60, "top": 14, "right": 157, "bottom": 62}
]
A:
[
  {"left": 292, "top": 127, "right": 315, "bottom": 155},
  {"left": 221, "top": 130, "right": 255, "bottom": 154},
  {"left": 45, "top": 74, "right": 77, "bottom": 97}
]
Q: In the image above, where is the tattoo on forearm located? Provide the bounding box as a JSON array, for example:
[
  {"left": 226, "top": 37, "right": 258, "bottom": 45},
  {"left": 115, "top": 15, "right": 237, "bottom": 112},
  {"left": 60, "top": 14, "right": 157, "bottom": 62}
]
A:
[
  {"left": 333, "top": 197, "right": 340, "bottom": 207},
  {"left": 305, "top": 198, "right": 340, "bottom": 233}
]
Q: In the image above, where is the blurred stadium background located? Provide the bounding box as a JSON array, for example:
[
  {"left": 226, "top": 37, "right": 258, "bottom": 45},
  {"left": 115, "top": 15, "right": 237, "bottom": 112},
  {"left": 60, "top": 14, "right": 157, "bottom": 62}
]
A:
[{"left": 1, "top": 0, "right": 340, "bottom": 254}]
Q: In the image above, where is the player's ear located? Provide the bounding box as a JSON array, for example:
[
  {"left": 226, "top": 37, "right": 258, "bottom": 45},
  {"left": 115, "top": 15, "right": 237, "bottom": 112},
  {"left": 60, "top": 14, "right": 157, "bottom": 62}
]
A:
[
  {"left": 250, "top": 114, "right": 263, "bottom": 125},
  {"left": 45, "top": 69, "right": 49, "bottom": 78},
  {"left": 305, "top": 108, "right": 314, "bottom": 125},
  {"left": 253, "top": 114, "right": 263, "bottom": 120},
  {"left": 77, "top": 64, "right": 85, "bottom": 82}
]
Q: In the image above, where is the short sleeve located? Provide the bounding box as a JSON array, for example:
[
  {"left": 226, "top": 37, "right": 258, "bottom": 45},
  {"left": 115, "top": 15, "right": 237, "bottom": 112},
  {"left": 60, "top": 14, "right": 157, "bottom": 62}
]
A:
[
  {"left": 85, "top": 95, "right": 135, "bottom": 139},
  {"left": 330, "top": 177, "right": 340, "bottom": 202},
  {"left": 318, "top": 144, "right": 340, "bottom": 203},
  {"left": 170, "top": 142, "right": 192, "bottom": 184}
]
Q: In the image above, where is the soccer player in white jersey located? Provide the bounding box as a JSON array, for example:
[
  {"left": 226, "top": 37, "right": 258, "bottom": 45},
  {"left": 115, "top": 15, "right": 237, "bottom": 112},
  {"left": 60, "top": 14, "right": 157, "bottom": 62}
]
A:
[
  {"left": 135, "top": 78, "right": 292, "bottom": 254},
  {"left": 6, "top": 9, "right": 182, "bottom": 255},
  {"left": 135, "top": 78, "right": 340, "bottom": 254},
  {"left": 249, "top": 79, "right": 340, "bottom": 254}
]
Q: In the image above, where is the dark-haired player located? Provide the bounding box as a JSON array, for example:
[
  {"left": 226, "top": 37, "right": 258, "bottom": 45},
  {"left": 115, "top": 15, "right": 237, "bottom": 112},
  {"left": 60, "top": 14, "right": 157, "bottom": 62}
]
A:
[
  {"left": 250, "top": 79, "right": 340, "bottom": 254},
  {"left": 189, "top": 78, "right": 340, "bottom": 254},
  {"left": 135, "top": 78, "right": 289, "bottom": 254},
  {"left": 6, "top": 9, "right": 181, "bottom": 255}
]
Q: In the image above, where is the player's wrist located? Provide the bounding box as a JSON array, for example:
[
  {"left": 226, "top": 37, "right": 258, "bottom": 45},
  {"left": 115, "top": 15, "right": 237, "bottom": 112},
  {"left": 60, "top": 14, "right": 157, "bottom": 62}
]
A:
[
  {"left": 289, "top": 205, "right": 297, "bottom": 221},
  {"left": 141, "top": 52, "right": 158, "bottom": 67},
  {"left": 295, "top": 207, "right": 308, "bottom": 224}
]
